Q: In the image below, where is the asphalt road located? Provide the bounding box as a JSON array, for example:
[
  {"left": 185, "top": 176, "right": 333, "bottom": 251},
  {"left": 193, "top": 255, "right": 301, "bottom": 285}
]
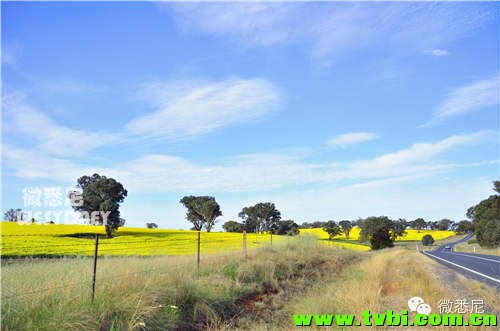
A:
[{"left": 422, "top": 234, "right": 500, "bottom": 288}]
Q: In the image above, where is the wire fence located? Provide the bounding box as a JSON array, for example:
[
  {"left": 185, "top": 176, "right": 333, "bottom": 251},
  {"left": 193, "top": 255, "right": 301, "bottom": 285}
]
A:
[{"left": 1, "top": 231, "right": 279, "bottom": 301}]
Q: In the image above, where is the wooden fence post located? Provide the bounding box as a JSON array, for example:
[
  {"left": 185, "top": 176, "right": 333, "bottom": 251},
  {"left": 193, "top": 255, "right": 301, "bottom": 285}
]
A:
[
  {"left": 91, "top": 233, "right": 99, "bottom": 301},
  {"left": 243, "top": 231, "right": 247, "bottom": 261},
  {"left": 197, "top": 231, "right": 201, "bottom": 275}
]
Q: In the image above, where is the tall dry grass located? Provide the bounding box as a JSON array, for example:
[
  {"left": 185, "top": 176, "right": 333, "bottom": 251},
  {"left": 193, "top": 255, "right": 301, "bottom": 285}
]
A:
[
  {"left": 265, "top": 249, "right": 498, "bottom": 330},
  {"left": 2, "top": 238, "right": 360, "bottom": 330}
]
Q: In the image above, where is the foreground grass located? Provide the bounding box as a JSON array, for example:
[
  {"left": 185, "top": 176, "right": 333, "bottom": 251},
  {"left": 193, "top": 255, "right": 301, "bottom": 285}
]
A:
[
  {"left": 3, "top": 239, "right": 497, "bottom": 330},
  {"left": 257, "top": 249, "right": 498, "bottom": 330},
  {"left": 1, "top": 239, "right": 361, "bottom": 330},
  {"left": 1, "top": 222, "right": 285, "bottom": 257}
]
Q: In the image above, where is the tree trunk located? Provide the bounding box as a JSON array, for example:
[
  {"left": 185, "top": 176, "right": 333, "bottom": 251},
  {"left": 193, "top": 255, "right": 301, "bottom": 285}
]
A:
[{"left": 105, "top": 225, "right": 113, "bottom": 238}]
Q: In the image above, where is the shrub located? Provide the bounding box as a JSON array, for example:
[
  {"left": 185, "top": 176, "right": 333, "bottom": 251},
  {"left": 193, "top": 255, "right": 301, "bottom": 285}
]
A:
[{"left": 421, "top": 234, "right": 434, "bottom": 246}]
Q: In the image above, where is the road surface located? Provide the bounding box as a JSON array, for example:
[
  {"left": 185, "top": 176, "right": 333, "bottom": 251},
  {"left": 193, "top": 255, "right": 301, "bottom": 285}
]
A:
[{"left": 422, "top": 234, "right": 500, "bottom": 288}]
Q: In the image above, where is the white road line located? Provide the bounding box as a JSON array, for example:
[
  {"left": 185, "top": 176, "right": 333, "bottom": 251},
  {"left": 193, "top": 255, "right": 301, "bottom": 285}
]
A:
[
  {"left": 451, "top": 252, "right": 500, "bottom": 264},
  {"left": 422, "top": 251, "right": 500, "bottom": 285}
]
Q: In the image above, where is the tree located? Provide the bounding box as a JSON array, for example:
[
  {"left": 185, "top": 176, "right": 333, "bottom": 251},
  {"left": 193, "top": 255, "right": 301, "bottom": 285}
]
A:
[
  {"left": 70, "top": 173, "right": 127, "bottom": 238},
  {"left": 146, "top": 222, "right": 158, "bottom": 229},
  {"left": 455, "top": 220, "right": 473, "bottom": 234},
  {"left": 4, "top": 208, "right": 22, "bottom": 222},
  {"left": 393, "top": 218, "right": 408, "bottom": 237},
  {"left": 411, "top": 218, "right": 427, "bottom": 232},
  {"left": 427, "top": 221, "right": 439, "bottom": 230},
  {"left": 437, "top": 219, "right": 452, "bottom": 231},
  {"left": 311, "top": 221, "right": 327, "bottom": 228},
  {"left": 339, "top": 220, "right": 353, "bottom": 239},
  {"left": 467, "top": 181, "right": 500, "bottom": 248},
  {"left": 222, "top": 220, "right": 245, "bottom": 233},
  {"left": 179, "top": 196, "right": 222, "bottom": 232},
  {"left": 274, "top": 220, "right": 300, "bottom": 236},
  {"left": 238, "top": 202, "right": 281, "bottom": 234},
  {"left": 323, "top": 220, "right": 342, "bottom": 240},
  {"left": 422, "top": 234, "right": 434, "bottom": 246},
  {"left": 358, "top": 216, "right": 406, "bottom": 250}
]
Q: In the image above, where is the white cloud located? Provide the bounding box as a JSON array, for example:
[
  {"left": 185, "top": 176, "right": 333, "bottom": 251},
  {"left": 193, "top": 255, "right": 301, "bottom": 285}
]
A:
[
  {"left": 339, "top": 131, "right": 497, "bottom": 180},
  {"left": 3, "top": 76, "right": 278, "bottom": 155},
  {"left": 2, "top": 145, "right": 119, "bottom": 182},
  {"left": 425, "top": 49, "right": 449, "bottom": 56},
  {"left": 353, "top": 131, "right": 494, "bottom": 168},
  {"left": 126, "top": 77, "right": 279, "bottom": 141},
  {"left": 328, "top": 132, "right": 379, "bottom": 148},
  {"left": 259, "top": 175, "right": 495, "bottom": 224},
  {"left": 2, "top": 93, "right": 124, "bottom": 156},
  {"left": 422, "top": 75, "right": 499, "bottom": 126},
  {"left": 4, "top": 131, "right": 495, "bottom": 194},
  {"left": 169, "top": 3, "right": 298, "bottom": 48},
  {"left": 165, "top": 2, "right": 493, "bottom": 63}
]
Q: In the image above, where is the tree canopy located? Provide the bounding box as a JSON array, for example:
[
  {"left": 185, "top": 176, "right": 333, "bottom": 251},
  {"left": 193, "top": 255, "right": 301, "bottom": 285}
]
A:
[
  {"left": 238, "top": 202, "right": 281, "bottom": 233},
  {"left": 455, "top": 220, "right": 473, "bottom": 234},
  {"left": 410, "top": 218, "right": 427, "bottom": 232},
  {"left": 437, "top": 218, "right": 452, "bottom": 231},
  {"left": 421, "top": 234, "right": 434, "bottom": 246},
  {"left": 4, "top": 208, "right": 22, "bottom": 222},
  {"left": 70, "top": 173, "right": 127, "bottom": 238},
  {"left": 467, "top": 181, "right": 499, "bottom": 248},
  {"left": 222, "top": 220, "right": 245, "bottom": 233},
  {"left": 358, "top": 216, "right": 406, "bottom": 250},
  {"left": 323, "top": 220, "right": 342, "bottom": 240},
  {"left": 273, "top": 220, "right": 300, "bottom": 236},
  {"left": 180, "top": 196, "right": 222, "bottom": 232},
  {"left": 339, "top": 220, "right": 353, "bottom": 239}
]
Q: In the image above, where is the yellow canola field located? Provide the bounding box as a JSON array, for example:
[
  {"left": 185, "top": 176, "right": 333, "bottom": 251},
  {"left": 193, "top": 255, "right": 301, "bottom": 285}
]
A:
[
  {"left": 0, "top": 222, "right": 283, "bottom": 257},
  {"left": 1, "top": 223, "right": 455, "bottom": 257},
  {"left": 300, "top": 227, "right": 456, "bottom": 241}
]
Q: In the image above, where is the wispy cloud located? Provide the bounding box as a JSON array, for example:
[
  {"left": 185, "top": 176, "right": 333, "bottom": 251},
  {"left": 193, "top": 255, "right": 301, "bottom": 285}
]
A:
[
  {"left": 4, "top": 131, "right": 495, "bottom": 193},
  {"left": 3, "top": 76, "right": 279, "bottom": 155},
  {"left": 344, "top": 131, "right": 497, "bottom": 177},
  {"left": 2, "top": 92, "right": 124, "bottom": 157},
  {"left": 263, "top": 175, "right": 494, "bottom": 223},
  {"left": 421, "top": 75, "right": 499, "bottom": 127},
  {"left": 165, "top": 2, "right": 493, "bottom": 64},
  {"left": 425, "top": 49, "right": 449, "bottom": 56},
  {"left": 328, "top": 132, "right": 379, "bottom": 148},
  {"left": 126, "top": 77, "right": 279, "bottom": 141}
]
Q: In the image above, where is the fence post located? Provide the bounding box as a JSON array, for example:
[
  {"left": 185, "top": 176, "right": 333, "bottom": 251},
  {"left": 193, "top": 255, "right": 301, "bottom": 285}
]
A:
[
  {"left": 197, "top": 231, "right": 201, "bottom": 275},
  {"left": 243, "top": 231, "right": 247, "bottom": 261},
  {"left": 270, "top": 232, "right": 273, "bottom": 247},
  {"left": 91, "top": 233, "right": 99, "bottom": 301}
]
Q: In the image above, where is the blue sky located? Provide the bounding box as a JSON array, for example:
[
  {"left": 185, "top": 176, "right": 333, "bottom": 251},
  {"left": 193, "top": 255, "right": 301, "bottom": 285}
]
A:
[{"left": 2, "top": 2, "right": 499, "bottom": 230}]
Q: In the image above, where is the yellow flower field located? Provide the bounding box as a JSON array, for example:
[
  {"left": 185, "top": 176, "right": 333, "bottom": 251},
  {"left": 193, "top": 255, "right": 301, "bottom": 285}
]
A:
[
  {"left": 1, "top": 223, "right": 456, "bottom": 257},
  {"left": 300, "top": 227, "right": 456, "bottom": 242},
  {"left": 0, "top": 222, "right": 284, "bottom": 257}
]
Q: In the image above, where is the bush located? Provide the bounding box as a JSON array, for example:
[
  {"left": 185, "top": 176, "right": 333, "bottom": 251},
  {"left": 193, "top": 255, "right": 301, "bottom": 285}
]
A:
[{"left": 421, "top": 234, "right": 434, "bottom": 246}]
